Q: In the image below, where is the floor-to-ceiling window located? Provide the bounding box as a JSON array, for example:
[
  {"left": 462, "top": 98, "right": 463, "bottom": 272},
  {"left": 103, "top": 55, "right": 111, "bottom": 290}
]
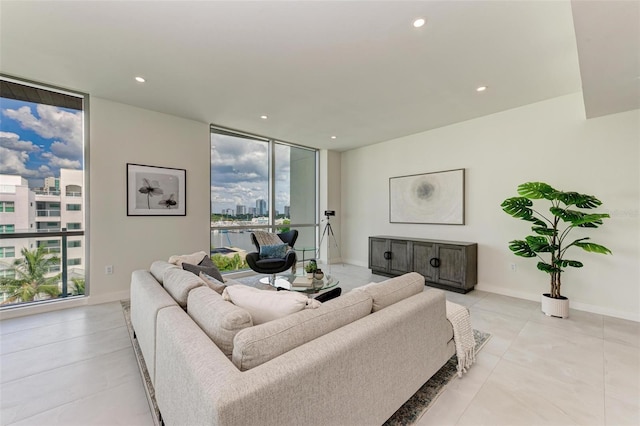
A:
[
  {"left": 210, "top": 127, "right": 318, "bottom": 273},
  {"left": 0, "top": 76, "right": 88, "bottom": 307}
]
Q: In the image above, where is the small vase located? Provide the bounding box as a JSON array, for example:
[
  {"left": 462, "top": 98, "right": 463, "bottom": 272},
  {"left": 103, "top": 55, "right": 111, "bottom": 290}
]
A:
[{"left": 313, "top": 269, "right": 324, "bottom": 281}]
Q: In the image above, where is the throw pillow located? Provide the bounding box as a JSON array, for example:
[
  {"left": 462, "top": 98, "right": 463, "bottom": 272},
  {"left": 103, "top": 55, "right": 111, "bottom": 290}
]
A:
[
  {"left": 259, "top": 243, "right": 288, "bottom": 259},
  {"left": 252, "top": 231, "right": 285, "bottom": 247},
  {"left": 182, "top": 255, "right": 224, "bottom": 282},
  {"left": 199, "top": 271, "right": 226, "bottom": 294},
  {"left": 222, "top": 284, "right": 321, "bottom": 325}
]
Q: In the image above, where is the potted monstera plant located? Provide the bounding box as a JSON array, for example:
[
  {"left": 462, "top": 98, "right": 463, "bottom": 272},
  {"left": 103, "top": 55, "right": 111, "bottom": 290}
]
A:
[{"left": 501, "top": 182, "right": 612, "bottom": 318}]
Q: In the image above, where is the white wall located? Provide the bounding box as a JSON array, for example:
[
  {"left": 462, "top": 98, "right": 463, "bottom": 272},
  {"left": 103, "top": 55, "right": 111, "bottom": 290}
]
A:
[
  {"left": 340, "top": 93, "right": 639, "bottom": 321},
  {"left": 88, "top": 97, "right": 210, "bottom": 303},
  {"left": 319, "top": 150, "right": 342, "bottom": 264}
]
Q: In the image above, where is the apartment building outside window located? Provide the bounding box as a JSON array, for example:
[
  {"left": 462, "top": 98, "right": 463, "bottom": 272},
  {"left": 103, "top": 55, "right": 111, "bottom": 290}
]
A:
[
  {"left": 0, "top": 201, "right": 15, "bottom": 212},
  {"left": 0, "top": 75, "right": 88, "bottom": 307},
  {"left": 0, "top": 247, "right": 15, "bottom": 258},
  {"left": 0, "top": 225, "right": 15, "bottom": 233}
]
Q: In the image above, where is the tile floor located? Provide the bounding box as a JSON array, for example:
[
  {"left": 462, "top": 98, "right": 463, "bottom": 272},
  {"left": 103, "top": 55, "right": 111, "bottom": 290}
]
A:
[{"left": 0, "top": 263, "right": 638, "bottom": 425}]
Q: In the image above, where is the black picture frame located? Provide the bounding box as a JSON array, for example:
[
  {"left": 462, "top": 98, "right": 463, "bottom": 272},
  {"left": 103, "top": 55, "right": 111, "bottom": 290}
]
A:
[{"left": 126, "top": 163, "right": 186, "bottom": 216}]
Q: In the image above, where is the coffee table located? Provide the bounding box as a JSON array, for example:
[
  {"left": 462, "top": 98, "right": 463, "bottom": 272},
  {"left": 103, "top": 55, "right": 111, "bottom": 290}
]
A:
[{"left": 276, "top": 273, "right": 339, "bottom": 295}]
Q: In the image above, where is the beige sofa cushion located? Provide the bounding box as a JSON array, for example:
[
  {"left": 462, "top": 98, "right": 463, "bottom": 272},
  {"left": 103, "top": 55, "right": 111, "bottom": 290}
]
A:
[
  {"left": 150, "top": 260, "right": 179, "bottom": 284},
  {"left": 232, "top": 289, "right": 373, "bottom": 371},
  {"left": 222, "top": 284, "right": 321, "bottom": 325},
  {"left": 357, "top": 272, "right": 425, "bottom": 312},
  {"left": 163, "top": 268, "right": 205, "bottom": 308},
  {"left": 187, "top": 286, "right": 253, "bottom": 357}
]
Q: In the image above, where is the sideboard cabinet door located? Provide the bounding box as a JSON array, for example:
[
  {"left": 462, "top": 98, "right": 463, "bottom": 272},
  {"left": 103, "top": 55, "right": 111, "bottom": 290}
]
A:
[{"left": 369, "top": 237, "right": 390, "bottom": 273}]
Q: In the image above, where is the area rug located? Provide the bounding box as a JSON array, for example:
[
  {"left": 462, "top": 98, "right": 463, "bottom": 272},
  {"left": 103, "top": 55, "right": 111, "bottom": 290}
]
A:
[{"left": 120, "top": 300, "right": 490, "bottom": 426}]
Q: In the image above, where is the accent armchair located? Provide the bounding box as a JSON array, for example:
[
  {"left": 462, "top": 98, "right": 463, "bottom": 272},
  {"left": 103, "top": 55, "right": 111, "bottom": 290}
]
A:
[{"left": 245, "top": 230, "right": 298, "bottom": 287}]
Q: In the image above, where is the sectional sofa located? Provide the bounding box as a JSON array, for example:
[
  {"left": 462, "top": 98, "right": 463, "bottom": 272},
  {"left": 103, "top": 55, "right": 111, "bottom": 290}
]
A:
[{"left": 130, "top": 260, "right": 455, "bottom": 426}]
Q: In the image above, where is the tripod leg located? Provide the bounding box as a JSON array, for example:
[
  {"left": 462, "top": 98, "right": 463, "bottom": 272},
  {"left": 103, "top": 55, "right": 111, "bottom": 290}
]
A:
[
  {"left": 326, "top": 223, "right": 342, "bottom": 263},
  {"left": 317, "top": 223, "right": 330, "bottom": 259}
]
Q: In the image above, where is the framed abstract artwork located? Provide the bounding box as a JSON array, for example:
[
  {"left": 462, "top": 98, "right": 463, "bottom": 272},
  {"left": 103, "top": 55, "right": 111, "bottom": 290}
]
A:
[
  {"left": 389, "top": 168, "right": 465, "bottom": 225},
  {"left": 127, "top": 163, "right": 186, "bottom": 216}
]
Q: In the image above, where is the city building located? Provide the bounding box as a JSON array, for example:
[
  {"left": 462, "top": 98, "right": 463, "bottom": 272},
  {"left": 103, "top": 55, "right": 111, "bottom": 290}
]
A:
[{"left": 256, "top": 199, "right": 266, "bottom": 216}]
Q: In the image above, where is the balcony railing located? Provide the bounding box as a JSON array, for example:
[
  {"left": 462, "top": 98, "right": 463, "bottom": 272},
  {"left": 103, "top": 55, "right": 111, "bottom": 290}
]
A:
[
  {"left": 36, "top": 210, "right": 61, "bottom": 217},
  {"left": 34, "top": 190, "right": 61, "bottom": 196},
  {"left": 0, "top": 228, "right": 86, "bottom": 308}
]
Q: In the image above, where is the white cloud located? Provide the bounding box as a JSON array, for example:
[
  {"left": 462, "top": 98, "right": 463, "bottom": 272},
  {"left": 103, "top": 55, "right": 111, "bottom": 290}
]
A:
[
  {"left": 3, "top": 104, "right": 82, "bottom": 160},
  {"left": 41, "top": 152, "right": 81, "bottom": 169},
  {"left": 0, "top": 131, "right": 39, "bottom": 152},
  {"left": 0, "top": 146, "right": 37, "bottom": 176}
]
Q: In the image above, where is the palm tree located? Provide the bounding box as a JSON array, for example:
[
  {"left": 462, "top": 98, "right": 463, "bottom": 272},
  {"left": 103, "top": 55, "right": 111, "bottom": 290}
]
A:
[
  {"left": 70, "top": 277, "right": 85, "bottom": 296},
  {"left": 0, "top": 246, "right": 61, "bottom": 304}
]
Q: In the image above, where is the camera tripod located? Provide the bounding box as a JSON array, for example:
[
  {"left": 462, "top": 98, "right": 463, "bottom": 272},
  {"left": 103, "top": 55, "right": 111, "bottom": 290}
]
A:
[{"left": 317, "top": 216, "right": 342, "bottom": 265}]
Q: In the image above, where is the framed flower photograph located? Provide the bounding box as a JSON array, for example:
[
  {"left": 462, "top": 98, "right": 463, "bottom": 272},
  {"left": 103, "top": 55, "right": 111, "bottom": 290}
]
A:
[{"left": 127, "top": 163, "right": 186, "bottom": 216}]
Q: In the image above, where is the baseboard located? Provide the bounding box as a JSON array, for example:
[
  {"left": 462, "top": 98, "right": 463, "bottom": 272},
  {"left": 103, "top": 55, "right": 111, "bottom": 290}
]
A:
[
  {"left": 0, "top": 296, "right": 88, "bottom": 320},
  {"left": 0, "top": 290, "right": 133, "bottom": 320},
  {"left": 87, "top": 290, "right": 131, "bottom": 305},
  {"left": 476, "top": 283, "right": 640, "bottom": 322}
]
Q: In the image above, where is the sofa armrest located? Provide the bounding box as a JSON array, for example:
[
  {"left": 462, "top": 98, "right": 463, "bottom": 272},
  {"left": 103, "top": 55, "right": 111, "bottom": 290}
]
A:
[{"left": 130, "top": 270, "right": 178, "bottom": 385}]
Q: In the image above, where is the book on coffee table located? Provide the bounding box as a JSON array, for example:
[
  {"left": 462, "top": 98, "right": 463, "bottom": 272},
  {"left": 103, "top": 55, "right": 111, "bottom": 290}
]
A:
[{"left": 292, "top": 276, "right": 314, "bottom": 288}]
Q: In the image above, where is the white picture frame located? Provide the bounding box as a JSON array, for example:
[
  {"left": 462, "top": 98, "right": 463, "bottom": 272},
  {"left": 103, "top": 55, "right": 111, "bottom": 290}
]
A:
[{"left": 389, "top": 168, "right": 465, "bottom": 225}]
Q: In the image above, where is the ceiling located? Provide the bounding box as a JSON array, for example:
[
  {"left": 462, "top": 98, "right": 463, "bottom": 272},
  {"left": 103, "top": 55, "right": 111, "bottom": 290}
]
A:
[{"left": 0, "top": 0, "right": 637, "bottom": 152}]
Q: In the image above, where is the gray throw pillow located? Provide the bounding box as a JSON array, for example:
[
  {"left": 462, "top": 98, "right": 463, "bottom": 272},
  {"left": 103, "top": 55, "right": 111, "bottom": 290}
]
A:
[{"left": 182, "top": 255, "right": 224, "bottom": 282}]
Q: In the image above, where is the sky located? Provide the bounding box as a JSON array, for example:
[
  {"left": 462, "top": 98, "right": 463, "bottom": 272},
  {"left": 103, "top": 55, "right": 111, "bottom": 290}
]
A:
[
  {"left": 210, "top": 133, "right": 292, "bottom": 214},
  {"left": 0, "top": 97, "right": 83, "bottom": 188}
]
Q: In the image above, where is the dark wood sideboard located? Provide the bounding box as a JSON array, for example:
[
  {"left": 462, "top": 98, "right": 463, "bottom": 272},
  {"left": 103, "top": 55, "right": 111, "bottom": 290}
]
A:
[{"left": 368, "top": 236, "right": 477, "bottom": 293}]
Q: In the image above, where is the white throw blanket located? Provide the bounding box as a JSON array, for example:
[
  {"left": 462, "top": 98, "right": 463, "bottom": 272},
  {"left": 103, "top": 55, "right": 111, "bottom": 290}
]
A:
[
  {"left": 445, "top": 300, "right": 476, "bottom": 377},
  {"left": 168, "top": 251, "right": 207, "bottom": 266}
]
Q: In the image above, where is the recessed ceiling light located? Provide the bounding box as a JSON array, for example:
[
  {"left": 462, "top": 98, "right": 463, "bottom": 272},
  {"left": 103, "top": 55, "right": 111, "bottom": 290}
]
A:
[
  {"left": 476, "top": 86, "right": 488, "bottom": 92},
  {"left": 413, "top": 18, "right": 426, "bottom": 28},
  {"left": 135, "top": 76, "right": 146, "bottom": 83},
  {"left": 330, "top": 136, "right": 337, "bottom": 140},
  {"left": 260, "top": 115, "right": 268, "bottom": 120}
]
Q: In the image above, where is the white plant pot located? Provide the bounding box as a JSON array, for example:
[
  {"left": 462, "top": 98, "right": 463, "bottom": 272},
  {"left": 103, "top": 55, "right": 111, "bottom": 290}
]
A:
[{"left": 541, "top": 293, "right": 569, "bottom": 318}]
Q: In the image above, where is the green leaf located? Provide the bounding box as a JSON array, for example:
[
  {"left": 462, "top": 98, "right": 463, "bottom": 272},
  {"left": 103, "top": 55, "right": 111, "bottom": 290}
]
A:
[
  {"left": 508, "top": 240, "right": 537, "bottom": 257},
  {"left": 517, "top": 182, "right": 556, "bottom": 200},
  {"left": 536, "top": 262, "right": 559, "bottom": 274},
  {"left": 557, "top": 259, "right": 583, "bottom": 268},
  {"left": 574, "top": 213, "right": 609, "bottom": 228},
  {"left": 574, "top": 242, "right": 612, "bottom": 255},
  {"left": 501, "top": 197, "right": 533, "bottom": 219},
  {"left": 555, "top": 192, "right": 602, "bottom": 209},
  {"left": 525, "top": 235, "right": 554, "bottom": 252},
  {"left": 532, "top": 226, "right": 556, "bottom": 236},
  {"left": 525, "top": 217, "right": 548, "bottom": 227}
]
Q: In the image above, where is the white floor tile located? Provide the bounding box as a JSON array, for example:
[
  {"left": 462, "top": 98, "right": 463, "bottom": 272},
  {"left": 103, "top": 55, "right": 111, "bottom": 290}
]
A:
[
  {"left": 604, "top": 340, "right": 640, "bottom": 407},
  {"left": 8, "top": 380, "right": 153, "bottom": 426},
  {"left": 1, "top": 325, "right": 131, "bottom": 384},
  {"left": 604, "top": 315, "right": 640, "bottom": 348},
  {"left": 1, "top": 347, "right": 141, "bottom": 425},
  {"left": 457, "top": 359, "right": 605, "bottom": 425}
]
